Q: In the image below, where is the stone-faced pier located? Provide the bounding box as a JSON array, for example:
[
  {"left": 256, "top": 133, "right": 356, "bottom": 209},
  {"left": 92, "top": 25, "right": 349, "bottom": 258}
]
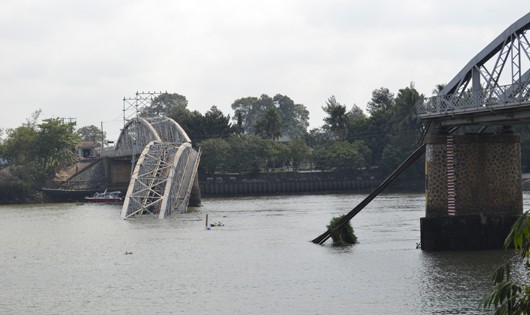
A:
[
  {"left": 421, "top": 133, "right": 522, "bottom": 250},
  {"left": 414, "top": 13, "right": 530, "bottom": 250}
]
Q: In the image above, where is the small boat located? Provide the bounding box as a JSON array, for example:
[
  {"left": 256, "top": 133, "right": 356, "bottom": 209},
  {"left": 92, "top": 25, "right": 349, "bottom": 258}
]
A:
[{"left": 84, "top": 190, "right": 123, "bottom": 203}]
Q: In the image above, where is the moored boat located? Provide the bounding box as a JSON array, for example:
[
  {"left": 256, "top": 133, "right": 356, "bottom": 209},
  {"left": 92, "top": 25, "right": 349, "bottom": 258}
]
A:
[{"left": 84, "top": 190, "right": 123, "bottom": 203}]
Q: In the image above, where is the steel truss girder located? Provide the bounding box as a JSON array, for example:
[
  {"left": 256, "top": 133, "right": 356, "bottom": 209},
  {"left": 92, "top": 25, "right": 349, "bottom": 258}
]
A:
[
  {"left": 417, "top": 12, "right": 530, "bottom": 119},
  {"left": 121, "top": 141, "right": 177, "bottom": 219},
  {"left": 440, "top": 13, "right": 530, "bottom": 98},
  {"left": 120, "top": 140, "right": 201, "bottom": 220}
]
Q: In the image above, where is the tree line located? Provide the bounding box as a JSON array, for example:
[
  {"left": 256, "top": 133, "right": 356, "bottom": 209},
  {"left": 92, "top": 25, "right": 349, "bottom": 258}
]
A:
[
  {"left": 134, "top": 85, "right": 426, "bottom": 181},
  {"left": 5, "top": 82, "right": 530, "bottom": 202}
]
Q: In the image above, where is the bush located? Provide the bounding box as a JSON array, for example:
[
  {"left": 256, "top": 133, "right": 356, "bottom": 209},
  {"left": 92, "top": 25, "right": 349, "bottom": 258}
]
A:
[
  {"left": 482, "top": 210, "right": 530, "bottom": 314},
  {"left": 0, "top": 167, "right": 31, "bottom": 203},
  {"left": 0, "top": 180, "right": 30, "bottom": 203},
  {"left": 327, "top": 214, "right": 357, "bottom": 246}
]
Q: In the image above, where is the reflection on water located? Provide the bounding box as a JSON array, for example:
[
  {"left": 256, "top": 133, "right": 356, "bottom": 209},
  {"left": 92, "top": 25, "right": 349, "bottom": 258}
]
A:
[
  {"left": 0, "top": 193, "right": 524, "bottom": 314},
  {"left": 418, "top": 251, "right": 514, "bottom": 314}
]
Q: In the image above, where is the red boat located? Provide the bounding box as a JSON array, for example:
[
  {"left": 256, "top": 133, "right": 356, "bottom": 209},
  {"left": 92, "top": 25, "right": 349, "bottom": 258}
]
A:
[{"left": 84, "top": 190, "right": 123, "bottom": 203}]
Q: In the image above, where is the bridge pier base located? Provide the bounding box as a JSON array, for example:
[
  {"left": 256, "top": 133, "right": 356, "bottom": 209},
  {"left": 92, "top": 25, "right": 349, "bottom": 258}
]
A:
[
  {"left": 189, "top": 175, "right": 202, "bottom": 207},
  {"left": 421, "top": 133, "right": 523, "bottom": 251},
  {"left": 420, "top": 215, "right": 520, "bottom": 251}
]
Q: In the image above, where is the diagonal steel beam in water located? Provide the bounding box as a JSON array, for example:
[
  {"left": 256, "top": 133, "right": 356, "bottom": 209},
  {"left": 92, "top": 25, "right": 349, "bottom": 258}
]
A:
[{"left": 312, "top": 144, "right": 426, "bottom": 245}]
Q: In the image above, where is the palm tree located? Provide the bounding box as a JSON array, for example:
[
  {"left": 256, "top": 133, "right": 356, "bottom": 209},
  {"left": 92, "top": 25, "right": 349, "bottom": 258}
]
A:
[
  {"left": 255, "top": 107, "right": 282, "bottom": 140},
  {"left": 322, "top": 96, "right": 349, "bottom": 140}
]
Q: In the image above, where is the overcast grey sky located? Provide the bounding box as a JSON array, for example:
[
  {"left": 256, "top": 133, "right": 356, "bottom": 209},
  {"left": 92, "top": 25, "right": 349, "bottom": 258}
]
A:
[{"left": 1, "top": 0, "right": 529, "bottom": 141}]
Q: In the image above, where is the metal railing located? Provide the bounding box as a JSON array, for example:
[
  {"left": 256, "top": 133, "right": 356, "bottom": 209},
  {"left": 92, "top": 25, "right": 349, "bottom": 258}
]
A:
[{"left": 417, "top": 81, "right": 530, "bottom": 118}]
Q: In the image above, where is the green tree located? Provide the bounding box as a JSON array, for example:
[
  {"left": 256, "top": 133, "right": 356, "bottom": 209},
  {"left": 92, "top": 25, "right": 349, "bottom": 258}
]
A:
[
  {"left": 182, "top": 106, "right": 234, "bottom": 143},
  {"left": 482, "top": 210, "right": 530, "bottom": 314},
  {"left": 2, "top": 125, "right": 38, "bottom": 167},
  {"left": 263, "top": 140, "right": 290, "bottom": 170},
  {"left": 322, "top": 96, "right": 349, "bottom": 140},
  {"left": 76, "top": 125, "right": 106, "bottom": 146},
  {"left": 306, "top": 128, "right": 332, "bottom": 149},
  {"left": 231, "top": 97, "right": 256, "bottom": 134},
  {"left": 274, "top": 94, "right": 309, "bottom": 139},
  {"left": 346, "top": 104, "right": 367, "bottom": 142},
  {"left": 354, "top": 113, "right": 391, "bottom": 166},
  {"left": 367, "top": 87, "right": 395, "bottom": 115},
  {"left": 141, "top": 92, "right": 190, "bottom": 118},
  {"left": 380, "top": 144, "right": 405, "bottom": 174},
  {"left": 32, "top": 118, "right": 79, "bottom": 177},
  {"left": 320, "top": 140, "right": 371, "bottom": 170},
  {"left": 346, "top": 104, "right": 366, "bottom": 124},
  {"left": 231, "top": 94, "right": 309, "bottom": 138},
  {"left": 198, "top": 138, "right": 230, "bottom": 174},
  {"left": 231, "top": 95, "right": 273, "bottom": 135},
  {"left": 203, "top": 106, "right": 233, "bottom": 138},
  {"left": 432, "top": 83, "right": 446, "bottom": 95},
  {"left": 225, "top": 135, "right": 267, "bottom": 173},
  {"left": 390, "top": 83, "right": 424, "bottom": 139},
  {"left": 255, "top": 107, "right": 282, "bottom": 140},
  {"left": 288, "top": 139, "right": 310, "bottom": 169}
]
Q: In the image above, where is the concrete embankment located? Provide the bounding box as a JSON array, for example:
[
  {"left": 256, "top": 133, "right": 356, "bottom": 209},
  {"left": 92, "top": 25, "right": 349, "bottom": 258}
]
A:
[{"left": 200, "top": 178, "right": 379, "bottom": 196}]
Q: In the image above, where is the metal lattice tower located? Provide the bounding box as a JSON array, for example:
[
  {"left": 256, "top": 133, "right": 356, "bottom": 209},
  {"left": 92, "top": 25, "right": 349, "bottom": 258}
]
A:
[{"left": 122, "top": 91, "right": 166, "bottom": 126}]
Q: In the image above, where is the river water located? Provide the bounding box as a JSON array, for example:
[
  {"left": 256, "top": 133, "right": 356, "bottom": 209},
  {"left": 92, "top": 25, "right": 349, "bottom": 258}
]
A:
[{"left": 0, "top": 193, "right": 523, "bottom": 314}]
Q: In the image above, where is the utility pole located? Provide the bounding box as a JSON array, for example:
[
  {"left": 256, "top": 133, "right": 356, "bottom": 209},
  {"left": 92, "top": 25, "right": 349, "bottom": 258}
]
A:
[{"left": 100, "top": 121, "right": 105, "bottom": 148}]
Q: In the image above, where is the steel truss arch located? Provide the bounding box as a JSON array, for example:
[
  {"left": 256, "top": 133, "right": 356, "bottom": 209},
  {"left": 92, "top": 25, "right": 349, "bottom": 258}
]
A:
[
  {"left": 417, "top": 12, "right": 530, "bottom": 120},
  {"left": 117, "top": 115, "right": 200, "bottom": 220},
  {"left": 441, "top": 12, "right": 530, "bottom": 98},
  {"left": 120, "top": 141, "right": 201, "bottom": 219},
  {"left": 113, "top": 116, "right": 191, "bottom": 157}
]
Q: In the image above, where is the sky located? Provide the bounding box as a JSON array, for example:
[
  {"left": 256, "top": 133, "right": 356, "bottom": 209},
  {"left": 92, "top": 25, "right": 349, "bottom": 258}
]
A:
[{"left": 1, "top": 0, "right": 529, "bottom": 141}]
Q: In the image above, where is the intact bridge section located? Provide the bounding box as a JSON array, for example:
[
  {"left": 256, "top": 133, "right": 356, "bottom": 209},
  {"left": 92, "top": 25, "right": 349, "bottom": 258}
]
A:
[
  {"left": 314, "top": 12, "right": 530, "bottom": 250},
  {"left": 415, "top": 12, "right": 530, "bottom": 250}
]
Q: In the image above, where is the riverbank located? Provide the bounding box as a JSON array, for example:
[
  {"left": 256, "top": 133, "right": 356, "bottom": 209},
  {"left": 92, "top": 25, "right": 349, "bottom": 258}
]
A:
[{"left": 5, "top": 171, "right": 530, "bottom": 204}]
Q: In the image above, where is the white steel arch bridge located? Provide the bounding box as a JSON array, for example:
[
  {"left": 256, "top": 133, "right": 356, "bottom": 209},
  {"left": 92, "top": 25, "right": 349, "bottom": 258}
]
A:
[{"left": 102, "top": 116, "right": 201, "bottom": 219}]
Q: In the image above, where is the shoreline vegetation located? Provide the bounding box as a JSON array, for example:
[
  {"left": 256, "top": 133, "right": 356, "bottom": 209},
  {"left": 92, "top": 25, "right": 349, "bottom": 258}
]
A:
[{"left": 2, "top": 88, "right": 530, "bottom": 204}]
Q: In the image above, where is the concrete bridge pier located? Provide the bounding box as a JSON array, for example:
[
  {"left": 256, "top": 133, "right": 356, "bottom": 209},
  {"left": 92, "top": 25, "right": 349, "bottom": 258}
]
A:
[
  {"left": 189, "top": 175, "right": 202, "bottom": 207},
  {"left": 421, "top": 132, "right": 523, "bottom": 250}
]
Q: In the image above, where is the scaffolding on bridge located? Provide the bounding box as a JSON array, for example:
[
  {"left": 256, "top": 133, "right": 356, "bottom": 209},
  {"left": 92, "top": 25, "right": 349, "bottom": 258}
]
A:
[{"left": 112, "top": 94, "right": 201, "bottom": 219}]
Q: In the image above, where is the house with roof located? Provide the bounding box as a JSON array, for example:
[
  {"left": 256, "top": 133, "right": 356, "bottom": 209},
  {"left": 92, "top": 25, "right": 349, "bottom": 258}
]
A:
[{"left": 76, "top": 141, "right": 97, "bottom": 158}]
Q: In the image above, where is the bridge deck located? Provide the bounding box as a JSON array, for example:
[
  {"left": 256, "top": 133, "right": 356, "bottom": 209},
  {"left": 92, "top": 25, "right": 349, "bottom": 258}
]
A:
[
  {"left": 417, "top": 81, "right": 530, "bottom": 126},
  {"left": 418, "top": 100, "right": 530, "bottom": 126}
]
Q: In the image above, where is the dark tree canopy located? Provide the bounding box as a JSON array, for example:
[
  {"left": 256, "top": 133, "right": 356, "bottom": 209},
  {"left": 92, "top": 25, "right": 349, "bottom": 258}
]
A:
[
  {"left": 322, "top": 96, "right": 348, "bottom": 140},
  {"left": 366, "top": 87, "right": 395, "bottom": 115},
  {"left": 273, "top": 94, "right": 309, "bottom": 139},
  {"left": 33, "top": 118, "right": 79, "bottom": 176},
  {"left": 141, "top": 93, "right": 189, "bottom": 119},
  {"left": 255, "top": 107, "right": 282, "bottom": 140},
  {"left": 231, "top": 93, "right": 309, "bottom": 139},
  {"left": 76, "top": 125, "right": 106, "bottom": 146},
  {"left": 183, "top": 106, "right": 234, "bottom": 142},
  {"left": 231, "top": 95, "right": 272, "bottom": 135}
]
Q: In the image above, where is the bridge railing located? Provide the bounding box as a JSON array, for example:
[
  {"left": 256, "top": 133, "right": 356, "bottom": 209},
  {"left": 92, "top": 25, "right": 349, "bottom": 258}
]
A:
[
  {"left": 99, "top": 145, "right": 148, "bottom": 158},
  {"left": 416, "top": 80, "right": 530, "bottom": 119}
]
